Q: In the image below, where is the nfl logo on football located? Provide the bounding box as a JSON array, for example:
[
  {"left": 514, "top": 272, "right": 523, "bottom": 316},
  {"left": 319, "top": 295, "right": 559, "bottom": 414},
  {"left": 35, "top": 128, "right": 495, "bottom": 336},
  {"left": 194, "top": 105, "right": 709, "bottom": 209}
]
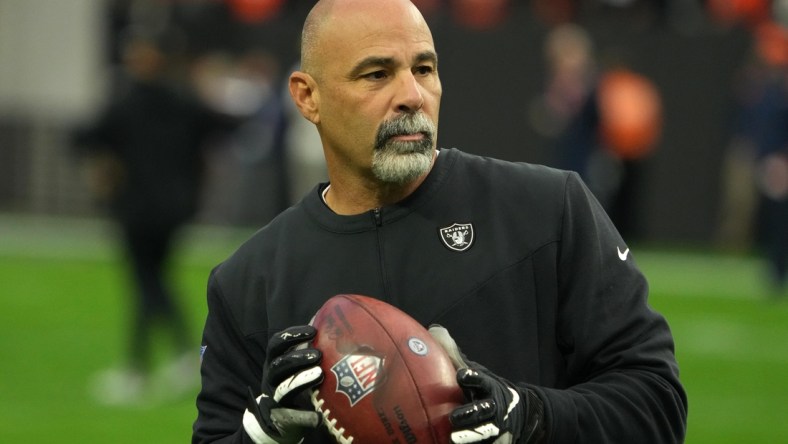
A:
[{"left": 331, "top": 354, "right": 382, "bottom": 406}]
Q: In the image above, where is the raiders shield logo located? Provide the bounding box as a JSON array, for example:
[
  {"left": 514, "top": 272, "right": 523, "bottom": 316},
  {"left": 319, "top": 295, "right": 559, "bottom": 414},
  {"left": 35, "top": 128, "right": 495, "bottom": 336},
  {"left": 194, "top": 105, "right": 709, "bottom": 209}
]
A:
[{"left": 439, "top": 223, "right": 474, "bottom": 252}]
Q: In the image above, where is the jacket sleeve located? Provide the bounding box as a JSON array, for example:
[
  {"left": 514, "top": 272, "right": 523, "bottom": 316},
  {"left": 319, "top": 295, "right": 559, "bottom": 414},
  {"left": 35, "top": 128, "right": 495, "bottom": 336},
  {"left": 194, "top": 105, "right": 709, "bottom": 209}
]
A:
[
  {"left": 530, "top": 172, "right": 687, "bottom": 443},
  {"left": 192, "top": 266, "right": 261, "bottom": 444}
]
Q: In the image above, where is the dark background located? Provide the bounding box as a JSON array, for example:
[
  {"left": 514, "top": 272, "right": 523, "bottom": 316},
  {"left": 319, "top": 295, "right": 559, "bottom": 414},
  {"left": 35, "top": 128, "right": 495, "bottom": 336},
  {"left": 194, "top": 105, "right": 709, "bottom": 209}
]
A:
[
  {"left": 156, "top": 0, "right": 755, "bottom": 244},
  {"left": 0, "top": 0, "right": 763, "bottom": 247}
]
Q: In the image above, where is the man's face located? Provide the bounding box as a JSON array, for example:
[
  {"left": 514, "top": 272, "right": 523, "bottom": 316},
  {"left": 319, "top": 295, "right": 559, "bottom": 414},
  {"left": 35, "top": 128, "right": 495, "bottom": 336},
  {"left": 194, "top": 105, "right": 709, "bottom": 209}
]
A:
[{"left": 310, "top": 1, "right": 442, "bottom": 184}]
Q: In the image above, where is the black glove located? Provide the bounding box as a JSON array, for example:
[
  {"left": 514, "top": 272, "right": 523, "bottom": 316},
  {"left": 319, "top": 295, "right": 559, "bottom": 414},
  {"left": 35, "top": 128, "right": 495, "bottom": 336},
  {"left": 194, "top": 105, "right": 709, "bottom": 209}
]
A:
[
  {"left": 429, "top": 326, "right": 545, "bottom": 444},
  {"left": 243, "top": 326, "right": 324, "bottom": 444}
]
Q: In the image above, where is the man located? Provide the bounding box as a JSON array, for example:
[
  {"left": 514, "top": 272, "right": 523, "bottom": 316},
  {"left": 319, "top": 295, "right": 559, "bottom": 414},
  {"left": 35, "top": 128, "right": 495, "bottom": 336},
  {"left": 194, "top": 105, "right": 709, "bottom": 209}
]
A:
[{"left": 193, "top": 0, "right": 687, "bottom": 442}]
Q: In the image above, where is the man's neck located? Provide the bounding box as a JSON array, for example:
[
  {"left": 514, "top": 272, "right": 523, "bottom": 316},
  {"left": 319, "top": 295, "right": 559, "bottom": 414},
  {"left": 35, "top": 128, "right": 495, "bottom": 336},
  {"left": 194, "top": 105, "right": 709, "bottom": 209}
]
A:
[
  {"left": 323, "top": 150, "right": 438, "bottom": 215},
  {"left": 322, "top": 178, "right": 422, "bottom": 215}
]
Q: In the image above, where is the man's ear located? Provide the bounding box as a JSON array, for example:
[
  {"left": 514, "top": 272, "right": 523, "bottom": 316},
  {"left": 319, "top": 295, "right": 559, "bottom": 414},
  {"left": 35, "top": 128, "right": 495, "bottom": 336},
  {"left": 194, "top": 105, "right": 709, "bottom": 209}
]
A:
[{"left": 288, "top": 71, "right": 320, "bottom": 124}]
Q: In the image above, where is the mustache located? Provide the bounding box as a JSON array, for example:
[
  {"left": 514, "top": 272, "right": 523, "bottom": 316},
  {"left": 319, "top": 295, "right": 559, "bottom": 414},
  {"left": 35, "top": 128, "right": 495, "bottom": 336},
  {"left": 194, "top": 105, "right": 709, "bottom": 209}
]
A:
[{"left": 375, "top": 113, "right": 436, "bottom": 150}]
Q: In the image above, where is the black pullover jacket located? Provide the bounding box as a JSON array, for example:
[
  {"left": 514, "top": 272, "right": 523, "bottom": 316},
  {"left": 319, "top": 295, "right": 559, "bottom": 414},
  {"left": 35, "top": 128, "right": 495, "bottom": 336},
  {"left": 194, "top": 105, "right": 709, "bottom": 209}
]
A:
[{"left": 193, "top": 148, "right": 687, "bottom": 443}]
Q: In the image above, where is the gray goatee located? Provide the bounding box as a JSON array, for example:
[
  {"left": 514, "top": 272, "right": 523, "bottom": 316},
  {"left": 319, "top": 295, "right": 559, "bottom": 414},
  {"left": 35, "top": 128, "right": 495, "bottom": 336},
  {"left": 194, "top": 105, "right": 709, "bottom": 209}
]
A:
[{"left": 372, "top": 113, "right": 436, "bottom": 184}]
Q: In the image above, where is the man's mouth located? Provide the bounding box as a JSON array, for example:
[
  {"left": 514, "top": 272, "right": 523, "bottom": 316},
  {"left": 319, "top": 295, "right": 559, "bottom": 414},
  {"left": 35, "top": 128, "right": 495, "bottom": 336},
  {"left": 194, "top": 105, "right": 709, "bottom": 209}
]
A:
[{"left": 390, "top": 133, "right": 426, "bottom": 142}]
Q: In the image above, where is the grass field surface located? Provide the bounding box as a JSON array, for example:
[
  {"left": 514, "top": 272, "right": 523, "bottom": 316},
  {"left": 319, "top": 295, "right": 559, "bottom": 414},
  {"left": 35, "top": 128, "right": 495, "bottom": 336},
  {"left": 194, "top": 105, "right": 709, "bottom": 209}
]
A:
[{"left": 2, "top": 214, "right": 787, "bottom": 443}]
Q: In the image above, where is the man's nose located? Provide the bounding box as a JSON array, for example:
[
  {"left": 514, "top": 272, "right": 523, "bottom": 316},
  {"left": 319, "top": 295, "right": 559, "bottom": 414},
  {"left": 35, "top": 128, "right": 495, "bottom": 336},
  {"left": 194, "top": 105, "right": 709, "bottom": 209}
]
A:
[{"left": 395, "top": 71, "right": 425, "bottom": 113}]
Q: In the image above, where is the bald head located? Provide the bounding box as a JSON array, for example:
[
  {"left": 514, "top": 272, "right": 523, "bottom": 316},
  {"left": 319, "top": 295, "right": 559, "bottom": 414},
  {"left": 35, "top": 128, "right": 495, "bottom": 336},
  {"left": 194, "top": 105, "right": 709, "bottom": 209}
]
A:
[
  {"left": 287, "top": 0, "right": 443, "bottom": 207},
  {"left": 299, "top": 0, "right": 431, "bottom": 78}
]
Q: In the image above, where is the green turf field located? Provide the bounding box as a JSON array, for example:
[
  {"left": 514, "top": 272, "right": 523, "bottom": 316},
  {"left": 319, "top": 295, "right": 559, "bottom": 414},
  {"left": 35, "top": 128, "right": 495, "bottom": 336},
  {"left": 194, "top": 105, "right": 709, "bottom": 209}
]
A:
[{"left": 2, "top": 215, "right": 787, "bottom": 443}]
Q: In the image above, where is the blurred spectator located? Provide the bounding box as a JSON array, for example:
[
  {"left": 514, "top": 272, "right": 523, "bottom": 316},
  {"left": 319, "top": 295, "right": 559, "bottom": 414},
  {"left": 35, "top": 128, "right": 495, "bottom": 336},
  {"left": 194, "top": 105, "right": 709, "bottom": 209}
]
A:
[
  {"left": 529, "top": 24, "right": 598, "bottom": 168},
  {"left": 530, "top": 24, "right": 662, "bottom": 240},
  {"left": 594, "top": 64, "right": 662, "bottom": 239},
  {"left": 72, "top": 32, "right": 235, "bottom": 405},
  {"left": 721, "top": 19, "right": 788, "bottom": 295}
]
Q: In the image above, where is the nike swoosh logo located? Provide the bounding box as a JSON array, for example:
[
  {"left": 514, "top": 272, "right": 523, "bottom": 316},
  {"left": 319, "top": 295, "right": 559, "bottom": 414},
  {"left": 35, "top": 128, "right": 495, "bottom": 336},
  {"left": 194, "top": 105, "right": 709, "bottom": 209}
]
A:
[{"left": 617, "top": 247, "right": 630, "bottom": 261}]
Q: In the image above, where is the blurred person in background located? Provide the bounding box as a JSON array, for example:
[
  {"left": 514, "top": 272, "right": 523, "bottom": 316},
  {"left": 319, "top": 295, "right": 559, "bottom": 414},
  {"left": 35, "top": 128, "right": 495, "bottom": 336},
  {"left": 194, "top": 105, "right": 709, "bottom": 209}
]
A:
[
  {"left": 718, "top": 19, "right": 788, "bottom": 296},
  {"left": 529, "top": 24, "right": 599, "bottom": 184},
  {"left": 72, "top": 31, "right": 235, "bottom": 405},
  {"left": 530, "top": 24, "right": 662, "bottom": 241},
  {"left": 752, "top": 22, "right": 788, "bottom": 296}
]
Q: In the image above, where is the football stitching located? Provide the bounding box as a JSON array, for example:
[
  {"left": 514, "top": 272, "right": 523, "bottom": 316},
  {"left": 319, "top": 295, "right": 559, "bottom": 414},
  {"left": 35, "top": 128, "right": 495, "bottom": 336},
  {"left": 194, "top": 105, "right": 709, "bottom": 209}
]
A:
[{"left": 311, "top": 388, "right": 354, "bottom": 444}]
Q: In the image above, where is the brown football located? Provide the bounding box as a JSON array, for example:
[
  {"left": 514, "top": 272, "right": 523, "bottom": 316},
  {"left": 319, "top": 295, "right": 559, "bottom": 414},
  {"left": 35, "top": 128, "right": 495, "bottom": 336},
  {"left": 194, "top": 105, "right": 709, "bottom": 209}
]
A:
[{"left": 310, "top": 294, "right": 463, "bottom": 444}]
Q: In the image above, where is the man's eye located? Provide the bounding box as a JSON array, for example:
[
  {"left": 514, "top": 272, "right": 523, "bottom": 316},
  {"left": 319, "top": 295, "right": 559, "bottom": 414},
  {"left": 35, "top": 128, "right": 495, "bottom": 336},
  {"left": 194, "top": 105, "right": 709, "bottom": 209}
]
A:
[
  {"left": 362, "top": 70, "right": 388, "bottom": 80},
  {"left": 415, "top": 65, "right": 434, "bottom": 75}
]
